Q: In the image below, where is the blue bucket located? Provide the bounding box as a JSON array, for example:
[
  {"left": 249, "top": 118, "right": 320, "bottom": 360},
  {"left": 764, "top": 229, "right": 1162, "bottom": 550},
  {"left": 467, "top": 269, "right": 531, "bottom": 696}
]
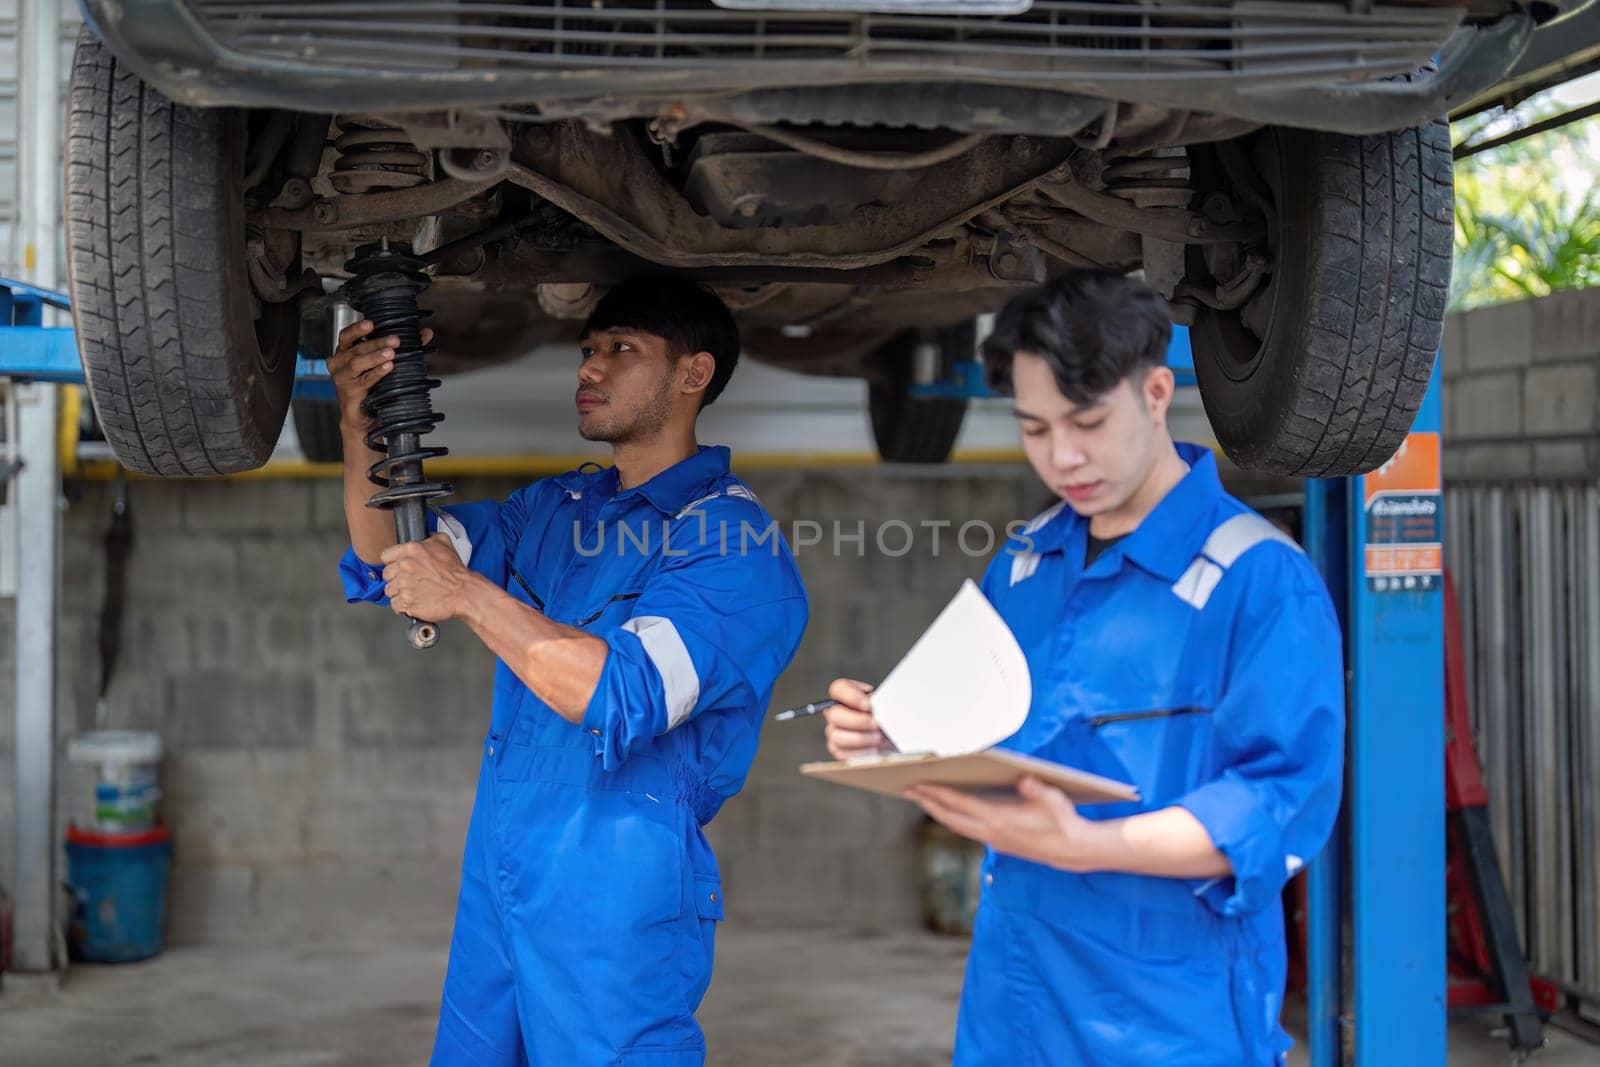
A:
[{"left": 65, "top": 824, "right": 172, "bottom": 963}]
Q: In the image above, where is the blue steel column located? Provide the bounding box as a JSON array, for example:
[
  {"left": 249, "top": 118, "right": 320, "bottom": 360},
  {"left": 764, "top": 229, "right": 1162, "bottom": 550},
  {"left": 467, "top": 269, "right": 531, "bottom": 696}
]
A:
[
  {"left": 1302, "top": 478, "right": 1347, "bottom": 1067},
  {"left": 1349, "top": 365, "right": 1446, "bottom": 1065}
]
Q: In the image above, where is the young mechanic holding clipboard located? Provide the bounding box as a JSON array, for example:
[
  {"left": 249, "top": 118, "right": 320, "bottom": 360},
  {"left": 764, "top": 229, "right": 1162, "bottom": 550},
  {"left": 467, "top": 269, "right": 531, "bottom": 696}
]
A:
[{"left": 824, "top": 271, "right": 1345, "bottom": 1066}]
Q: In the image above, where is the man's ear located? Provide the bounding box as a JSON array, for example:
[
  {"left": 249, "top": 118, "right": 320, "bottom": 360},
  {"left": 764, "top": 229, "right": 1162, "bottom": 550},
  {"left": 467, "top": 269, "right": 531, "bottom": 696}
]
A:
[
  {"left": 681, "top": 351, "right": 716, "bottom": 397},
  {"left": 1142, "top": 365, "right": 1176, "bottom": 422}
]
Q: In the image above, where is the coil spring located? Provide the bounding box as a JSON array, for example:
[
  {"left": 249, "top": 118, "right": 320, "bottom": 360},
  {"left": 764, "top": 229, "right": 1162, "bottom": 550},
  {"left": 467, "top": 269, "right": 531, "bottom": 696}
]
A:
[
  {"left": 341, "top": 241, "right": 451, "bottom": 521},
  {"left": 331, "top": 118, "right": 428, "bottom": 194}
]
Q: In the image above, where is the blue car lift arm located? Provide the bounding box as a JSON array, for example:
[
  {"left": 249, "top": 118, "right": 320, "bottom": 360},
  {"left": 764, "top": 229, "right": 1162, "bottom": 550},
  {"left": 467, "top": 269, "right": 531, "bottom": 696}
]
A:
[
  {"left": 0, "top": 276, "right": 331, "bottom": 394},
  {"left": 908, "top": 324, "right": 1198, "bottom": 400},
  {"left": 0, "top": 278, "right": 79, "bottom": 384}
]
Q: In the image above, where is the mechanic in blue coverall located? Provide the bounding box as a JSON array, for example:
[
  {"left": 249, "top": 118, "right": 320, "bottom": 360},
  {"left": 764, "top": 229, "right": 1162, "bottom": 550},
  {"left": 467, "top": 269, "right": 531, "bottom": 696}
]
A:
[
  {"left": 330, "top": 277, "right": 808, "bottom": 1066},
  {"left": 824, "top": 271, "right": 1344, "bottom": 1066}
]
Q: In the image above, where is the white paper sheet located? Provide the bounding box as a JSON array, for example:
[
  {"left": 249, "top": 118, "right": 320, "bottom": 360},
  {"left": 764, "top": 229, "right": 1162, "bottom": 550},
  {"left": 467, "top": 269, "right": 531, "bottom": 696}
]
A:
[{"left": 869, "top": 579, "right": 1032, "bottom": 757}]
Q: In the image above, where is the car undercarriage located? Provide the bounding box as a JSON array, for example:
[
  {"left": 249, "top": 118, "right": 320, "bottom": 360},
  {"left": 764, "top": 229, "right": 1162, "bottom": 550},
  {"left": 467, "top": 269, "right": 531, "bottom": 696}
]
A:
[{"left": 64, "top": 0, "right": 1583, "bottom": 472}]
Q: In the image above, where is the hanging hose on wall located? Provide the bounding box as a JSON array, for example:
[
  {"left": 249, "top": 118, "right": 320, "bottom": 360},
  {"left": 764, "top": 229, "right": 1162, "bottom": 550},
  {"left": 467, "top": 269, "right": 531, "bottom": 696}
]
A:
[
  {"left": 95, "top": 476, "right": 133, "bottom": 725},
  {"left": 341, "top": 239, "right": 452, "bottom": 649}
]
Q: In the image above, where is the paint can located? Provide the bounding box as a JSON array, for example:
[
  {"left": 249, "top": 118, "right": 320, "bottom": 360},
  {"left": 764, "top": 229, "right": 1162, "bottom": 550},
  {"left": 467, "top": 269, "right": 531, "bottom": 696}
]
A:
[{"left": 66, "top": 731, "right": 164, "bottom": 832}]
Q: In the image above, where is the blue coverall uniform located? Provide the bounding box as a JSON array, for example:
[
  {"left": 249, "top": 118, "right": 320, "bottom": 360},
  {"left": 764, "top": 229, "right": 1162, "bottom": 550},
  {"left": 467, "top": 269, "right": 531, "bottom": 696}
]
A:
[
  {"left": 340, "top": 446, "right": 808, "bottom": 1067},
  {"left": 955, "top": 443, "right": 1344, "bottom": 1066}
]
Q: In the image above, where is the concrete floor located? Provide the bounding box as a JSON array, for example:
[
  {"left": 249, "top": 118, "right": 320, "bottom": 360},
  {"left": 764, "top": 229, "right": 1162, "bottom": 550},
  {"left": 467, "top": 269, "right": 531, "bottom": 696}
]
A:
[{"left": 2, "top": 924, "right": 1597, "bottom": 1066}]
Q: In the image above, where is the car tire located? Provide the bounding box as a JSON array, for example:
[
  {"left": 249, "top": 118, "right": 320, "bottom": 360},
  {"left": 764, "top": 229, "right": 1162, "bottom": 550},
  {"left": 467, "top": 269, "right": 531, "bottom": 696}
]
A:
[
  {"left": 869, "top": 323, "right": 973, "bottom": 464},
  {"left": 288, "top": 310, "right": 343, "bottom": 464},
  {"left": 290, "top": 398, "right": 343, "bottom": 464},
  {"left": 1186, "top": 122, "right": 1450, "bottom": 477},
  {"left": 65, "top": 28, "right": 300, "bottom": 476}
]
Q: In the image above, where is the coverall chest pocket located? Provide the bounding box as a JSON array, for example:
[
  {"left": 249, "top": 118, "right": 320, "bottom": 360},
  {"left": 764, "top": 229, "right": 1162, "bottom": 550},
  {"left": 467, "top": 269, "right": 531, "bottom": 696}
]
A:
[
  {"left": 575, "top": 590, "right": 645, "bottom": 631},
  {"left": 1088, "top": 707, "right": 1215, "bottom": 807},
  {"left": 557, "top": 541, "right": 660, "bottom": 629}
]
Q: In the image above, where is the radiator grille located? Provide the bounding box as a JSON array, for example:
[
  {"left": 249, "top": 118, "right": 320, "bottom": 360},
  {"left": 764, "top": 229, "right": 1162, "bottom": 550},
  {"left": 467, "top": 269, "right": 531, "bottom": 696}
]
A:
[{"left": 189, "top": 0, "right": 1462, "bottom": 87}]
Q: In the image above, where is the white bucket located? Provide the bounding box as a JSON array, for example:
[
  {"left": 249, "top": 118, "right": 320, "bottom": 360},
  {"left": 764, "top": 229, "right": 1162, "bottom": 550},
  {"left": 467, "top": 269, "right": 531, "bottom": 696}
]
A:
[{"left": 66, "top": 731, "right": 164, "bottom": 833}]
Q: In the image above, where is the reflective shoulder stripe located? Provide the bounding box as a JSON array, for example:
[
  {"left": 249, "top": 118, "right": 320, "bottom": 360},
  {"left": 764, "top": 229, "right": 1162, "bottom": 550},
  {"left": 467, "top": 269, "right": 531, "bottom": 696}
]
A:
[
  {"left": 675, "top": 480, "right": 761, "bottom": 519},
  {"left": 1171, "top": 512, "right": 1301, "bottom": 610},
  {"left": 621, "top": 615, "right": 701, "bottom": 729},
  {"left": 1009, "top": 500, "right": 1067, "bottom": 586},
  {"left": 1024, "top": 500, "right": 1067, "bottom": 534},
  {"left": 431, "top": 508, "right": 473, "bottom": 566},
  {"left": 675, "top": 492, "right": 722, "bottom": 518},
  {"left": 1200, "top": 513, "right": 1301, "bottom": 568},
  {"left": 1010, "top": 551, "right": 1043, "bottom": 587},
  {"left": 1171, "top": 557, "right": 1225, "bottom": 609}
]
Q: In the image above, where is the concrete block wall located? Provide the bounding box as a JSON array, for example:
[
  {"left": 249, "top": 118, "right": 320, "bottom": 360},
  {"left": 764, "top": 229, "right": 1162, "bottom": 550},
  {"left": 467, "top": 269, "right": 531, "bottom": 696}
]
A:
[
  {"left": 1442, "top": 288, "right": 1600, "bottom": 480},
  {"left": 0, "top": 465, "right": 1049, "bottom": 948}
]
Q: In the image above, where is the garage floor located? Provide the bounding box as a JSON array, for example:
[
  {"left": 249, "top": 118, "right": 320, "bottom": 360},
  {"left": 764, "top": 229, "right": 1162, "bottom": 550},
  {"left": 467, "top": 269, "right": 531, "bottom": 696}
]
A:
[{"left": 2, "top": 924, "right": 1596, "bottom": 1066}]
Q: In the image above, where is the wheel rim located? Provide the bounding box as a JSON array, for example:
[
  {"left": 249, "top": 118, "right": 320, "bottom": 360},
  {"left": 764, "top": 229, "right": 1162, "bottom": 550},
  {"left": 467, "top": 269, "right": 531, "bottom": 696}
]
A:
[
  {"left": 242, "top": 108, "right": 306, "bottom": 384},
  {"left": 244, "top": 220, "right": 303, "bottom": 379},
  {"left": 254, "top": 297, "right": 298, "bottom": 377},
  {"left": 1193, "top": 130, "right": 1286, "bottom": 386}
]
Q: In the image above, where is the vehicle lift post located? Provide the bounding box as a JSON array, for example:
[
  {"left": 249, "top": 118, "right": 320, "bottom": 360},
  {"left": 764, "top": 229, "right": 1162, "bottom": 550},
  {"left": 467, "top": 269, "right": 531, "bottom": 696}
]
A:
[
  {"left": 1, "top": 282, "right": 73, "bottom": 973},
  {"left": 0, "top": 277, "right": 332, "bottom": 973},
  {"left": 1304, "top": 367, "right": 1447, "bottom": 1066},
  {"left": 1161, "top": 324, "right": 1444, "bottom": 1066}
]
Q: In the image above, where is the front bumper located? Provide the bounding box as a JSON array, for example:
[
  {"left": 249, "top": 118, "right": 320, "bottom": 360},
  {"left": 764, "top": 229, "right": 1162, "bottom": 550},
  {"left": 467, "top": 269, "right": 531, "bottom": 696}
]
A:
[{"left": 85, "top": 0, "right": 1536, "bottom": 134}]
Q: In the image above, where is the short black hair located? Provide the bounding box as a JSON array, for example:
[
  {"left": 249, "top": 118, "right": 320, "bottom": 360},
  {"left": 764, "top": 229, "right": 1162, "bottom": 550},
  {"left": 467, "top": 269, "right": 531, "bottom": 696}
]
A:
[
  {"left": 981, "top": 270, "right": 1172, "bottom": 405},
  {"left": 582, "top": 276, "right": 741, "bottom": 408}
]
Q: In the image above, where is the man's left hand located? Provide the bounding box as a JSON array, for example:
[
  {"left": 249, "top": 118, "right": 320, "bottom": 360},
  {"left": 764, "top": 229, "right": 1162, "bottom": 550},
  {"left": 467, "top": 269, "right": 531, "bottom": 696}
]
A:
[
  {"left": 906, "top": 775, "right": 1101, "bottom": 872},
  {"left": 381, "top": 534, "right": 473, "bottom": 621}
]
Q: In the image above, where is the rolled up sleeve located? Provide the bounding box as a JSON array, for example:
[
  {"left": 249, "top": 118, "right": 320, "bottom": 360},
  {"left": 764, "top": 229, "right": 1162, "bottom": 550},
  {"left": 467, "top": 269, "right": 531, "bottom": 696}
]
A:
[
  {"left": 1177, "top": 587, "right": 1344, "bottom": 917},
  {"left": 338, "top": 548, "right": 390, "bottom": 604},
  {"left": 336, "top": 486, "right": 536, "bottom": 605},
  {"left": 581, "top": 536, "right": 808, "bottom": 770}
]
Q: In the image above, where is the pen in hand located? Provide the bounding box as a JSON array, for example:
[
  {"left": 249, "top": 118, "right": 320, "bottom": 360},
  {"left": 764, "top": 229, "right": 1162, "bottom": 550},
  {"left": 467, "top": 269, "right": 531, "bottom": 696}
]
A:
[
  {"left": 774, "top": 683, "right": 874, "bottom": 722},
  {"left": 773, "top": 699, "right": 837, "bottom": 722}
]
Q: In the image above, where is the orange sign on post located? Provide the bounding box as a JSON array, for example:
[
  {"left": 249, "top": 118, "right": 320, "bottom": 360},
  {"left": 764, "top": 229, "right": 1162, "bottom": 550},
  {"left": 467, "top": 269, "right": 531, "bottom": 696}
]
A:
[{"left": 1362, "top": 432, "right": 1442, "bottom": 594}]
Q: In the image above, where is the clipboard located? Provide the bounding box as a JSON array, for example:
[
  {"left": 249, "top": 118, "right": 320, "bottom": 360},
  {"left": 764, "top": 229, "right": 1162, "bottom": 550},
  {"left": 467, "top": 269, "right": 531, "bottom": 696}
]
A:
[
  {"left": 793, "top": 579, "right": 1137, "bottom": 804},
  {"left": 801, "top": 748, "right": 1139, "bottom": 804}
]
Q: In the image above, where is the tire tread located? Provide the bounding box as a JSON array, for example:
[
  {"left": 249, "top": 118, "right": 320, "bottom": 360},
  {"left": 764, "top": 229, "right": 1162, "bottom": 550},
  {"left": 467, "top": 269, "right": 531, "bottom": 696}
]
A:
[
  {"left": 65, "top": 27, "right": 293, "bottom": 476},
  {"left": 1192, "top": 123, "right": 1450, "bottom": 478}
]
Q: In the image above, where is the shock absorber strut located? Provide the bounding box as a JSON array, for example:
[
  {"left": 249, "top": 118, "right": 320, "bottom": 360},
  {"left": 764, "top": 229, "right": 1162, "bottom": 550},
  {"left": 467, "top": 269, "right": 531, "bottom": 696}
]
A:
[{"left": 342, "top": 239, "right": 452, "bottom": 649}]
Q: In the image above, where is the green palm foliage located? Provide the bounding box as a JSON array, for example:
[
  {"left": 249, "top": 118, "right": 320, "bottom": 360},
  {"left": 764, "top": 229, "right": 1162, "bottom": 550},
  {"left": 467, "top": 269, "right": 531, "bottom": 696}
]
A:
[{"left": 1451, "top": 110, "right": 1600, "bottom": 310}]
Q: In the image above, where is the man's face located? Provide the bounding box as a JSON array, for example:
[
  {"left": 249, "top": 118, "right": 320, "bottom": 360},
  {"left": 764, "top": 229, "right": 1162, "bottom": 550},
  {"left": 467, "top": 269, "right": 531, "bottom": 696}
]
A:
[
  {"left": 1010, "top": 352, "right": 1170, "bottom": 519},
  {"left": 575, "top": 327, "right": 680, "bottom": 444}
]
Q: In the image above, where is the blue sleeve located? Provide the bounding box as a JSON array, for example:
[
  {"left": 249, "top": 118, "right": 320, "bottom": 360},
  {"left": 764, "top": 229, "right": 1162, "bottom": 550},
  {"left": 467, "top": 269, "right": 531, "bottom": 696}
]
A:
[
  {"left": 338, "top": 545, "right": 389, "bottom": 604},
  {"left": 1176, "top": 580, "right": 1345, "bottom": 918},
  {"left": 336, "top": 484, "right": 539, "bottom": 605},
  {"left": 580, "top": 522, "right": 809, "bottom": 769},
  {"left": 978, "top": 518, "right": 1041, "bottom": 607},
  {"left": 979, "top": 549, "right": 1011, "bottom": 605}
]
